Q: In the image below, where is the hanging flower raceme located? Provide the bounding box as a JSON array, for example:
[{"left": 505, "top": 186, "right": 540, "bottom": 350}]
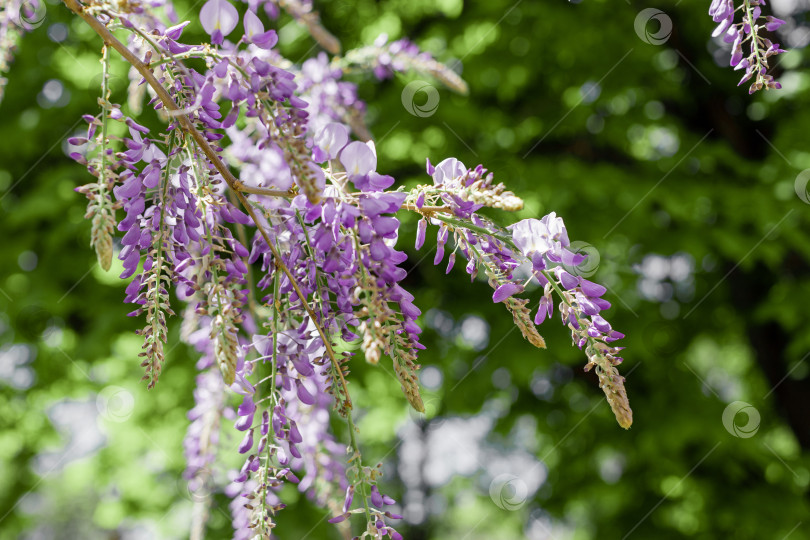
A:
[
  {"left": 339, "top": 33, "right": 469, "bottom": 95},
  {"left": 56, "top": 0, "right": 643, "bottom": 537},
  {"left": 510, "top": 217, "right": 631, "bottom": 427},
  {"left": 409, "top": 158, "right": 632, "bottom": 428},
  {"left": 709, "top": 0, "right": 786, "bottom": 93}
]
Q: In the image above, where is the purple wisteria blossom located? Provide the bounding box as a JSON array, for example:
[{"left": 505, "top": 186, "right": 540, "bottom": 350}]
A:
[
  {"left": 411, "top": 160, "right": 632, "bottom": 428},
  {"left": 341, "top": 33, "right": 469, "bottom": 94},
  {"left": 242, "top": 10, "right": 278, "bottom": 48},
  {"left": 59, "top": 0, "right": 639, "bottom": 537},
  {"left": 200, "top": 0, "right": 239, "bottom": 44},
  {"left": 709, "top": 0, "right": 786, "bottom": 93}
]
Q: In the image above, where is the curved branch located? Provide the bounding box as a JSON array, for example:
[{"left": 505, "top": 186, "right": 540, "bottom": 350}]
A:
[
  {"left": 62, "top": 0, "right": 293, "bottom": 200},
  {"left": 62, "top": 0, "right": 352, "bottom": 408}
]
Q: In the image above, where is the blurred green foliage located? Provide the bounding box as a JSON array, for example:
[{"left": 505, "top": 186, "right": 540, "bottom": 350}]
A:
[{"left": 2, "top": 0, "right": 810, "bottom": 538}]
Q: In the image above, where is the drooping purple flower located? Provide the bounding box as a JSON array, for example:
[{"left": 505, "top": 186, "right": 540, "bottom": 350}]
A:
[
  {"left": 340, "top": 141, "right": 377, "bottom": 176},
  {"left": 370, "top": 484, "right": 384, "bottom": 508},
  {"left": 353, "top": 172, "right": 395, "bottom": 192},
  {"left": 431, "top": 157, "right": 467, "bottom": 186},
  {"left": 342, "top": 485, "right": 354, "bottom": 513},
  {"left": 237, "top": 394, "right": 256, "bottom": 417},
  {"left": 730, "top": 34, "right": 744, "bottom": 66},
  {"left": 492, "top": 282, "right": 524, "bottom": 303},
  {"left": 708, "top": 0, "right": 786, "bottom": 93},
  {"left": 511, "top": 218, "right": 556, "bottom": 258},
  {"left": 709, "top": 0, "right": 734, "bottom": 23},
  {"left": 765, "top": 16, "right": 786, "bottom": 31},
  {"left": 235, "top": 412, "right": 253, "bottom": 431},
  {"left": 415, "top": 218, "right": 427, "bottom": 250},
  {"left": 200, "top": 0, "right": 239, "bottom": 44},
  {"left": 535, "top": 294, "right": 553, "bottom": 325},
  {"left": 242, "top": 10, "right": 278, "bottom": 48},
  {"left": 314, "top": 122, "right": 349, "bottom": 162},
  {"left": 295, "top": 380, "right": 316, "bottom": 405},
  {"left": 238, "top": 429, "right": 254, "bottom": 454}
]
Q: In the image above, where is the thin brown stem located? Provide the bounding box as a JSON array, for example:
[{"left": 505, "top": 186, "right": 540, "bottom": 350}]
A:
[
  {"left": 238, "top": 184, "right": 296, "bottom": 198},
  {"left": 401, "top": 204, "right": 451, "bottom": 215},
  {"left": 62, "top": 0, "right": 283, "bottom": 200}
]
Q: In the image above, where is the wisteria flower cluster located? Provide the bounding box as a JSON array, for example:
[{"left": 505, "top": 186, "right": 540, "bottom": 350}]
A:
[
  {"left": 407, "top": 159, "right": 632, "bottom": 428},
  {"left": 709, "top": 0, "right": 786, "bottom": 93},
  {"left": 17, "top": 0, "right": 637, "bottom": 537}
]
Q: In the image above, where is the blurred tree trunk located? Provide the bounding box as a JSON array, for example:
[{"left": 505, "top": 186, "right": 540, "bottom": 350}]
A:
[{"left": 729, "top": 261, "right": 810, "bottom": 450}]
